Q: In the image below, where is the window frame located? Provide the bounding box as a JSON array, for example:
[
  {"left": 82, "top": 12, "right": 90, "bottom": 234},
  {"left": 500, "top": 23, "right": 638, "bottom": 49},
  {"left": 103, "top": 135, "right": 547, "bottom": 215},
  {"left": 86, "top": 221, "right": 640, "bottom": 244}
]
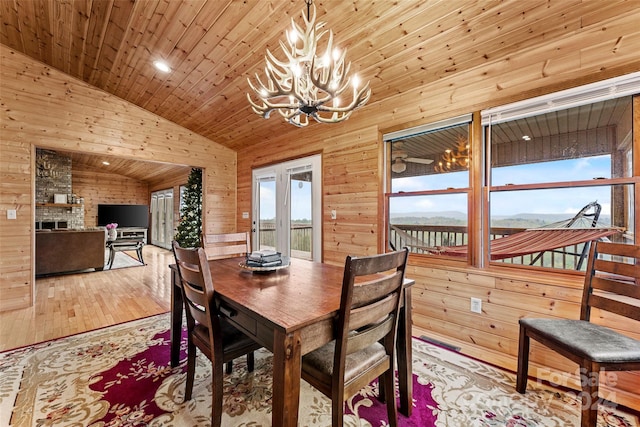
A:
[
  {"left": 383, "top": 72, "right": 639, "bottom": 274},
  {"left": 384, "top": 115, "right": 474, "bottom": 262},
  {"left": 481, "top": 74, "right": 639, "bottom": 271}
]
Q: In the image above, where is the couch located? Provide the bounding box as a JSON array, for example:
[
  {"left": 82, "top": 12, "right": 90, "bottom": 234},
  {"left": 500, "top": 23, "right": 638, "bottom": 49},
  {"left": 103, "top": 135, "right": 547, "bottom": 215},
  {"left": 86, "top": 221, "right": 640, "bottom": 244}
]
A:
[{"left": 36, "top": 229, "right": 106, "bottom": 276}]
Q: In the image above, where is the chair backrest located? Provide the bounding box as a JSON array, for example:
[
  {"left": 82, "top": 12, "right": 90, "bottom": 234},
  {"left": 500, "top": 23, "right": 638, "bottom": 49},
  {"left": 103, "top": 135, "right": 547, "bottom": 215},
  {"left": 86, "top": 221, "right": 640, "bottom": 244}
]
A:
[
  {"left": 172, "top": 240, "right": 220, "bottom": 334},
  {"left": 334, "top": 248, "right": 409, "bottom": 373},
  {"left": 581, "top": 241, "right": 640, "bottom": 322},
  {"left": 201, "top": 232, "right": 251, "bottom": 260}
]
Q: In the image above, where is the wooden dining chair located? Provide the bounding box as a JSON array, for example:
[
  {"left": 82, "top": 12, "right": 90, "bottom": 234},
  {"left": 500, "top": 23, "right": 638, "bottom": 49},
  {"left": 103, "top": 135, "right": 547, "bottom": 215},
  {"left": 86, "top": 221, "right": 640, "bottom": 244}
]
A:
[
  {"left": 201, "top": 231, "right": 251, "bottom": 260},
  {"left": 516, "top": 241, "right": 640, "bottom": 427},
  {"left": 172, "top": 241, "right": 262, "bottom": 427},
  {"left": 301, "top": 248, "right": 409, "bottom": 427},
  {"left": 200, "top": 231, "right": 252, "bottom": 374}
]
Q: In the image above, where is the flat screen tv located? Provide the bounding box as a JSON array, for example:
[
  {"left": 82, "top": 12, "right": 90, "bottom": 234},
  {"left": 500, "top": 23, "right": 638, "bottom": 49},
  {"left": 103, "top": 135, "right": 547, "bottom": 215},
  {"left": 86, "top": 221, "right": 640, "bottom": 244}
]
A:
[{"left": 98, "top": 204, "right": 149, "bottom": 228}]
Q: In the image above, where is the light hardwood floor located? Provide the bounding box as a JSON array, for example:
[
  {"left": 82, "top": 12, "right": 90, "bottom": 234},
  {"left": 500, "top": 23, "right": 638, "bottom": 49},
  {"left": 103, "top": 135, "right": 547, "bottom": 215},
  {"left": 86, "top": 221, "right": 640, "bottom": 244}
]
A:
[{"left": 0, "top": 245, "right": 175, "bottom": 352}]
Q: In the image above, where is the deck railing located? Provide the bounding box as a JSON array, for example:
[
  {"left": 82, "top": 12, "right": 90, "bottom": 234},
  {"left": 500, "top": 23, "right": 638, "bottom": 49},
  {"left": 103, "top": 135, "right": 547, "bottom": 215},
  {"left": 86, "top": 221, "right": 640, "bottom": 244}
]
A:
[
  {"left": 258, "top": 223, "right": 593, "bottom": 270},
  {"left": 389, "top": 224, "right": 592, "bottom": 270},
  {"left": 258, "top": 222, "right": 312, "bottom": 259}
]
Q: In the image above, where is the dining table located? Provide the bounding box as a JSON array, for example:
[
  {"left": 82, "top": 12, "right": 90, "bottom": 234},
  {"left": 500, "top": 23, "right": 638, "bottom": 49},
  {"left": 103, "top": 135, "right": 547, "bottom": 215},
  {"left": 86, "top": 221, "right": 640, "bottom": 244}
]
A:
[{"left": 169, "top": 256, "right": 414, "bottom": 426}]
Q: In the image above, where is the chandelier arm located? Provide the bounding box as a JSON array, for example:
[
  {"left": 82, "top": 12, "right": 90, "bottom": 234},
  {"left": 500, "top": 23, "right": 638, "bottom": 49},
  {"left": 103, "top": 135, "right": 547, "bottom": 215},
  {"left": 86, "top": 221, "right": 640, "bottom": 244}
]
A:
[
  {"left": 266, "top": 48, "right": 293, "bottom": 77},
  {"left": 316, "top": 83, "right": 371, "bottom": 113},
  {"left": 312, "top": 110, "right": 353, "bottom": 123},
  {"left": 246, "top": 3, "right": 370, "bottom": 126}
]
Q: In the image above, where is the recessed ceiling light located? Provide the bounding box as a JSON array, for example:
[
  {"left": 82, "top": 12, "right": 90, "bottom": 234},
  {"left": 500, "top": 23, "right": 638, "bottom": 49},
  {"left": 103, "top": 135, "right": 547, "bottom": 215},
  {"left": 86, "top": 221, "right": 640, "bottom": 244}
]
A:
[
  {"left": 153, "top": 60, "right": 171, "bottom": 73},
  {"left": 522, "top": 135, "right": 531, "bottom": 141},
  {"left": 102, "top": 161, "right": 110, "bottom": 165}
]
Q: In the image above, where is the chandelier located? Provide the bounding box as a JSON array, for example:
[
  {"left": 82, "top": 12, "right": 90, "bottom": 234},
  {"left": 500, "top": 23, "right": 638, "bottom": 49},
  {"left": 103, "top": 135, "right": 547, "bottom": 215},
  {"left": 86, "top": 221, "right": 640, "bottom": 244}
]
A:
[
  {"left": 247, "top": 1, "right": 371, "bottom": 127},
  {"left": 434, "top": 136, "right": 470, "bottom": 173}
]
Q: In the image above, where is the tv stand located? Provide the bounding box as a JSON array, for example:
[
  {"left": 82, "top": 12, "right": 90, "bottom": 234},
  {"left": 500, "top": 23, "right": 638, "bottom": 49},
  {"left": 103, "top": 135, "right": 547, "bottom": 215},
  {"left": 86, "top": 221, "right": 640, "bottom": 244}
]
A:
[{"left": 115, "top": 227, "right": 147, "bottom": 244}]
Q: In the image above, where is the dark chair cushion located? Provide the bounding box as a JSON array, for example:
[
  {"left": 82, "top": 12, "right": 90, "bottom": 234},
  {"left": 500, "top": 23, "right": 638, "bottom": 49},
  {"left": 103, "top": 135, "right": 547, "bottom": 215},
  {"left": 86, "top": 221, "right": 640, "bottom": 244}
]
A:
[
  {"left": 302, "top": 340, "right": 388, "bottom": 384},
  {"left": 193, "top": 321, "right": 258, "bottom": 355},
  {"left": 520, "top": 318, "right": 640, "bottom": 363}
]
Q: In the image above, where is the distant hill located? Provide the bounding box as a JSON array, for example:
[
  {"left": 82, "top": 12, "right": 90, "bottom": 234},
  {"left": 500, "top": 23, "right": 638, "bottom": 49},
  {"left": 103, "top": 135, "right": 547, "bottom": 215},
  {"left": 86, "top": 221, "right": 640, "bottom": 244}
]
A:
[{"left": 391, "top": 211, "right": 611, "bottom": 228}]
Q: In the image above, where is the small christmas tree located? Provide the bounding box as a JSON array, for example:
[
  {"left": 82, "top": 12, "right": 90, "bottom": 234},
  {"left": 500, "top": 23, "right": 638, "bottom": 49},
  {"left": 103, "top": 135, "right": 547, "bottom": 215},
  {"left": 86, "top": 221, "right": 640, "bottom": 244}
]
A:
[{"left": 174, "top": 168, "right": 202, "bottom": 248}]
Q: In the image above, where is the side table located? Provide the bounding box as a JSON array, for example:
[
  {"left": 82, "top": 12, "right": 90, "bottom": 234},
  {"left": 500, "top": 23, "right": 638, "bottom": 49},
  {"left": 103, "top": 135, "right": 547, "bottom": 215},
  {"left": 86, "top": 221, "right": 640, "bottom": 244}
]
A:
[{"left": 106, "top": 238, "right": 145, "bottom": 269}]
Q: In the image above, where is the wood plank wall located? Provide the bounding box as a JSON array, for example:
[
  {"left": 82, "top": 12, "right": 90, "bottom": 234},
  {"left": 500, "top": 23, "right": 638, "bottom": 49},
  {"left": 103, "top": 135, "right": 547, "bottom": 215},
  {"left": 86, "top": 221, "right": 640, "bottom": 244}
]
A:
[
  {"left": 237, "top": 115, "right": 640, "bottom": 410},
  {"left": 1, "top": 1, "right": 639, "bottom": 409},
  {"left": 0, "top": 46, "right": 236, "bottom": 312},
  {"left": 73, "top": 163, "right": 149, "bottom": 228},
  {"left": 235, "top": 8, "right": 640, "bottom": 408}
]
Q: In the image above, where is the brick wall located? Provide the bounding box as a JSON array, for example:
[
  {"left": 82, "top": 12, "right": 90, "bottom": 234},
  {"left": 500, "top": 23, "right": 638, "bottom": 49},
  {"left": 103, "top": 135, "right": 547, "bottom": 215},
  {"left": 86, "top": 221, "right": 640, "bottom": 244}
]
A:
[{"left": 35, "top": 149, "right": 85, "bottom": 229}]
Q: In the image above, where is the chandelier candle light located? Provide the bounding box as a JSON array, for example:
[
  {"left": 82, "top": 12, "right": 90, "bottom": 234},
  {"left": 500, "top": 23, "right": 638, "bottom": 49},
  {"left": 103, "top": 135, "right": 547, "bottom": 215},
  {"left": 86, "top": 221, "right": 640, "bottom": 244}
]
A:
[
  {"left": 247, "top": 1, "right": 371, "bottom": 127},
  {"left": 434, "top": 136, "right": 470, "bottom": 173}
]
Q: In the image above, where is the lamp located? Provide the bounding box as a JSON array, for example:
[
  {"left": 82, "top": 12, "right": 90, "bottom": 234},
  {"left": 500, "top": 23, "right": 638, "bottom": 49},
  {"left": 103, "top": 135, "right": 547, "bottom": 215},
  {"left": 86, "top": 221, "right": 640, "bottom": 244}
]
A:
[
  {"left": 247, "top": 1, "right": 371, "bottom": 127},
  {"left": 434, "top": 135, "right": 470, "bottom": 173},
  {"left": 391, "top": 157, "right": 407, "bottom": 174}
]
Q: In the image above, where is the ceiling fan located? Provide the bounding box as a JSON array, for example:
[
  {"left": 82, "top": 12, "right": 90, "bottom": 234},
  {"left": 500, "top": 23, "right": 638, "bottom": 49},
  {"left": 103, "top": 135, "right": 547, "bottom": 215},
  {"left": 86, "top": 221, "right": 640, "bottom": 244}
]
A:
[{"left": 391, "top": 148, "right": 433, "bottom": 173}]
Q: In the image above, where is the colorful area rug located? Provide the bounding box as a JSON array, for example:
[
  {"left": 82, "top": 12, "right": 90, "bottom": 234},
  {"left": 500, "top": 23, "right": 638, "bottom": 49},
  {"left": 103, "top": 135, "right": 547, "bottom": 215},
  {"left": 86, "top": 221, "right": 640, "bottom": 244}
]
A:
[{"left": 1, "top": 313, "right": 637, "bottom": 426}]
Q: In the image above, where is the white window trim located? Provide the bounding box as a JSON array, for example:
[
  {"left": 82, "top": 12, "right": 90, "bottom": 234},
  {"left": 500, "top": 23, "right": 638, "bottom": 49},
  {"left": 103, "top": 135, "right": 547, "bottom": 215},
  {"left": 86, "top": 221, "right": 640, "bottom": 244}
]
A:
[
  {"left": 383, "top": 114, "right": 472, "bottom": 142},
  {"left": 482, "top": 72, "right": 640, "bottom": 125}
]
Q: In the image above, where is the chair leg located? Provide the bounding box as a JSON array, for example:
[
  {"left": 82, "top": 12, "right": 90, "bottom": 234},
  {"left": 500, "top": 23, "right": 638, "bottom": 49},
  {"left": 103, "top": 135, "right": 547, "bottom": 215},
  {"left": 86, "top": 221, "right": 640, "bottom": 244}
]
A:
[
  {"left": 225, "top": 360, "right": 232, "bottom": 374},
  {"left": 333, "top": 390, "right": 345, "bottom": 427},
  {"left": 378, "top": 376, "right": 386, "bottom": 402},
  {"left": 383, "top": 370, "right": 398, "bottom": 427},
  {"left": 516, "top": 324, "right": 530, "bottom": 394},
  {"left": 247, "top": 351, "right": 255, "bottom": 372},
  {"left": 211, "top": 360, "right": 225, "bottom": 427},
  {"left": 184, "top": 340, "right": 196, "bottom": 401},
  {"left": 580, "top": 365, "right": 599, "bottom": 427}
]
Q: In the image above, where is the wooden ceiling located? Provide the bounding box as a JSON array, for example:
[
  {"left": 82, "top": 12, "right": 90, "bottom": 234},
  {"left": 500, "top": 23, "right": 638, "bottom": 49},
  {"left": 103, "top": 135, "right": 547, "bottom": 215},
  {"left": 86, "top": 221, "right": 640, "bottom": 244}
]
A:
[
  {"left": 2, "top": 0, "right": 638, "bottom": 164},
  {"left": 67, "top": 151, "right": 191, "bottom": 185}
]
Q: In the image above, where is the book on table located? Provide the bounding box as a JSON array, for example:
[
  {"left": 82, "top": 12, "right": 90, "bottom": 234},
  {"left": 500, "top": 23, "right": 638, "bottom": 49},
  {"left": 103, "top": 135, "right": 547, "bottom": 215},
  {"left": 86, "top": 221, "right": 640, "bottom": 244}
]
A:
[{"left": 247, "top": 250, "right": 282, "bottom": 266}]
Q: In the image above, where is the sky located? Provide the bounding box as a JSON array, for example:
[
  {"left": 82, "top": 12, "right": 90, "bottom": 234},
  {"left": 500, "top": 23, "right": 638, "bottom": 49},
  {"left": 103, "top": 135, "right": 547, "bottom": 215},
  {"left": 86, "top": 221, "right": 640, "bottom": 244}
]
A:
[
  {"left": 259, "top": 178, "right": 312, "bottom": 221},
  {"left": 390, "top": 155, "right": 615, "bottom": 217},
  {"left": 260, "top": 155, "right": 619, "bottom": 221}
]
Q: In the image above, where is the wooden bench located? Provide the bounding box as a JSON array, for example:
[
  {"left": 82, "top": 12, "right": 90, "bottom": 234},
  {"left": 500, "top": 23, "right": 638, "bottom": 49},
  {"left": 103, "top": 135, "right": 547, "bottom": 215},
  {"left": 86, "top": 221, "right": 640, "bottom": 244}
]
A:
[{"left": 106, "top": 238, "right": 144, "bottom": 269}]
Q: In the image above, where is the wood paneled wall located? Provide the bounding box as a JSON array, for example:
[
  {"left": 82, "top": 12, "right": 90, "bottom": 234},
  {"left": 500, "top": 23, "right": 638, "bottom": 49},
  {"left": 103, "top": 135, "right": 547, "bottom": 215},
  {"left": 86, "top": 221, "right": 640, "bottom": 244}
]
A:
[
  {"left": 0, "top": 46, "right": 236, "bottom": 312},
  {"left": 1, "top": 1, "right": 639, "bottom": 408},
  {"left": 73, "top": 163, "right": 149, "bottom": 228},
  {"left": 235, "top": 19, "right": 640, "bottom": 410}
]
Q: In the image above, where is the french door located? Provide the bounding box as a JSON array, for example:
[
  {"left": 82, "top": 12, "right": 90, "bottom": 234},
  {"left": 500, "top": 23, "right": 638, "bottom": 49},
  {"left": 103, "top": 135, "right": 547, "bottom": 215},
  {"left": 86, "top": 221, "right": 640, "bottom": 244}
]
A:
[
  {"left": 252, "top": 155, "right": 322, "bottom": 261},
  {"left": 150, "top": 189, "right": 174, "bottom": 249}
]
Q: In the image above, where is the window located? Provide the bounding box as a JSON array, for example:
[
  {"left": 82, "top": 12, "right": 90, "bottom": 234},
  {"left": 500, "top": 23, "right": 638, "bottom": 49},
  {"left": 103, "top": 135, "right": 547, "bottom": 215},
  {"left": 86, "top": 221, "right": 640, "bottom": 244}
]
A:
[
  {"left": 385, "top": 115, "right": 472, "bottom": 257},
  {"left": 484, "top": 74, "right": 638, "bottom": 271},
  {"left": 386, "top": 73, "right": 637, "bottom": 270}
]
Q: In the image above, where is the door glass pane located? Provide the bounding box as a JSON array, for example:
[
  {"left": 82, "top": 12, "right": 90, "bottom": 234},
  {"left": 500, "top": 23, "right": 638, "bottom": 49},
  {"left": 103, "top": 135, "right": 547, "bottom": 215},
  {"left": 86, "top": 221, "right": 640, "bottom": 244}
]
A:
[
  {"left": 258, "top": 177, "right": 276, "bottom": 251},
  {"left": 151, "top": 195, "right": 158, "bottom": 242},
  {"left": 290, "top": 170, "right": 312, "bottom": 260},
  {"left": 165, "top": 194, "right": 174, "bottom": 247},
  {"left": 157, "top": 195, "right": 165, "bottom": 244}
]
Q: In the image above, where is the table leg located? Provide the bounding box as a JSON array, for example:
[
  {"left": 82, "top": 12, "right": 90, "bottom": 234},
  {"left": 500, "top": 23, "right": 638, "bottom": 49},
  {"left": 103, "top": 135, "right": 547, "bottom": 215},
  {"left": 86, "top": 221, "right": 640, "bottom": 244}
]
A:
[
  {"left": 397, "top": 286, "right": 413, "bottom": 416},
  {"left": 107, "top": 247, "right": 115, "bottom": 269},
  {"left": 170, "top": 266, "right": 183, "bottom": 368},
  {"left": 272, "top": 329, "right": 302, "bottom": 427},
  {"left": 137, "top": 244, "right": 144, "bottom": 264}
]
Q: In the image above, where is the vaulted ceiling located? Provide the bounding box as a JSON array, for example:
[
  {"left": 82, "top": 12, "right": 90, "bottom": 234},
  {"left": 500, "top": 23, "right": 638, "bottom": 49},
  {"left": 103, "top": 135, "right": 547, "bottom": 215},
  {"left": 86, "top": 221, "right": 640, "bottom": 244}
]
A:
[{"left": 2, "top": 0, "right": 639, "bottom": 181}]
